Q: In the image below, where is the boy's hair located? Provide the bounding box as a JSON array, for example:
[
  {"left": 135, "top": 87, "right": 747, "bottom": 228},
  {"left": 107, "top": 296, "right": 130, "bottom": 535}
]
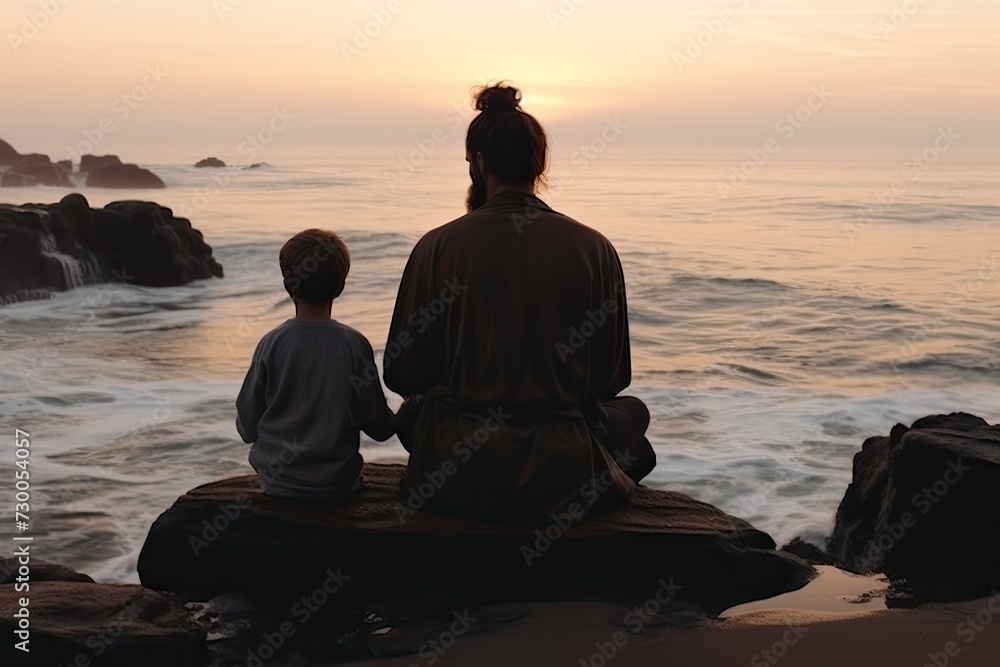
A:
[{"left": 279, "top": 229, "right": 350, "bottom": 304}]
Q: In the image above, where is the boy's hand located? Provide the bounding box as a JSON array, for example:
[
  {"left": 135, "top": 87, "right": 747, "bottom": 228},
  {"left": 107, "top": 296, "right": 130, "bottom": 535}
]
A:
[{"left": 394, "top": 395, "right": 424, "bottom": 452}]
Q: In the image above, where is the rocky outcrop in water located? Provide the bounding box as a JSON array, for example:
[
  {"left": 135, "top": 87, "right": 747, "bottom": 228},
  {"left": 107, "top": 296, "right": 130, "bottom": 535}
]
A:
[
  {"left": 0, "top": 139, "right": 166, "bottom": 188},
  {"left": 829, "top": 412, "right": 1000, "bottom": 601},
  {"left": 0, "top": 138, "right": 22, "bottom": 165},
  {"left": 0, "top": 194, "right": 223, "bottom": 304},
  {"left": 80, "top": 153, "right": 123, "bottom": 172},
  {"left": 87, "top": 163, "right": 166, "bottom": 188},
  {"left": 1, "top": 154, "right": 72, "bottom": 187},
  {"left": 195, "top": 157, "right": 226, "bottom": 168},
  {"left": 138, "top": 463, "right": 815, "bottom": 616}
]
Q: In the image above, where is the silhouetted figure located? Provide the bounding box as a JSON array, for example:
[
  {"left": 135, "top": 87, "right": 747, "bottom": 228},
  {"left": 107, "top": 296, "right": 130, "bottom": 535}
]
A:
[
  {"left": 386, "top": 83, "right": 655, "bottom": 524},
  {"left": 237, "top": 229, "right": 397, "bottom": 500}
]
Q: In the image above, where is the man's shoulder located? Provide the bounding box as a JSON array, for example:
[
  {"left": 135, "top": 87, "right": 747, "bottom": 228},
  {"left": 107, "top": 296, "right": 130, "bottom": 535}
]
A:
[{"left": 419, "top": 199, "right": 607, "bottom": 240}]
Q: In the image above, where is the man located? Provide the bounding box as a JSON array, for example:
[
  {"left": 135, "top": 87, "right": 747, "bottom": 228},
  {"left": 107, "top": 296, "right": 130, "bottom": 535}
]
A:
[{"left": 385, "top": 82, "right": 655, "bottom": 524}]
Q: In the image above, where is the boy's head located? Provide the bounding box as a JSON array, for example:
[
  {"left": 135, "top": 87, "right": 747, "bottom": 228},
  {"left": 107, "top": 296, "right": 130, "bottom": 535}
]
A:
[{"left": 279, "top": 229, "right": 350, "bottom": 304}]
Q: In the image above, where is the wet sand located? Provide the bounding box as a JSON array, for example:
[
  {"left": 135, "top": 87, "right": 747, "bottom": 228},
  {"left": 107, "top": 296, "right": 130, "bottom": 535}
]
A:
[{"left": 344, "top": 570, "right": 1000, "bottom": 666}]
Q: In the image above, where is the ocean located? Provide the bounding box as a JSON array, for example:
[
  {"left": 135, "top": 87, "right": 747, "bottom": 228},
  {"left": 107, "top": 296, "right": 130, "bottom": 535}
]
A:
[{"left": 1, "top": 147, "right": 998, "bottom": 583}]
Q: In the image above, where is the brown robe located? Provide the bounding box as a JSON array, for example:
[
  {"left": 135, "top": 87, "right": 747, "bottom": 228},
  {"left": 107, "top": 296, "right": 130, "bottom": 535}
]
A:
[{"left": 384, "top": 192, "right": 636, "bottom": 524}]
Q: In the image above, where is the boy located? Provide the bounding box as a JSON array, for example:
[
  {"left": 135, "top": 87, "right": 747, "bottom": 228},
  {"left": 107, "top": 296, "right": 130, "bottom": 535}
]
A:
[{"left": 236, "top": 228, "right": 396, "bottom": 500}]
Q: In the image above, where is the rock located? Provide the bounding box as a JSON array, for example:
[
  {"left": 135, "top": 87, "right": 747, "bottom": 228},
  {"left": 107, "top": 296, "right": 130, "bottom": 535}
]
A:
[
  {"left": 195, "top": 157, "right": 226, "bottom": 168},
  {"left": 0, "top": 557, "right": 94, "bottom": 584},
  {"left": 244, "top": 162, "right": 271, "bottom": 169},
  {"left": 0, "top": 171, "right": 34, "bottom": 187},
  {"left": 95, "top": 200, "right": 222, "bottom": 286},
  {"left": 17, "top": 152, "right": 52, "bottom": 163},
  {"left": 0, "top": 194, "right": 223, "bottom": 304},
  {"left": 138, "top": 463, "right": 815, "bottom": 616},
  {"left": 87, "top": 163, "right": 165, "bottom": 188},
  {"left": 80, "top": 153, "right": 123, "bottom": 172},
  {"left": 829, "top": 412, "right": 1000, "bottom": 601},
  {"left": 56, "top": 159, "right": 73, "bottom": 172},
  {"left": 780, "top": 537, "right": 834, "bottom": 566},
  {"left": 0, "top": 137, "right": 21, "bottom": 165},
  {"left": 0, "top": 156, "right": 72, "bottom": 187},
  {"left": 0, "top": 581, "right": 204, "bottom": 665}
]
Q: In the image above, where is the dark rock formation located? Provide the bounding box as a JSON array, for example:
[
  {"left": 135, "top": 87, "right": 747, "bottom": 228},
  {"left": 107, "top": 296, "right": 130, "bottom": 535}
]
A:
[
  {"left": 0, "top": 557, "right": 94, "bottom": 584},
  {"left": 138, "top": 463, "right": 815, "bottom": 616},
  {"left": 244, "top": 162, "right": 271, "bottom": 169},
  {"left": 0, "top": 155, "right": 72, "bottom": 187},
  {"left": 0, "top": 138, "right": 22, "bottom": 165},
  {"left": 780, "top": 537, "right": 834, "bottom": 566},
  {"left": 80, "top": 153, "right": 123, "bottom": 172},
  {"left": 195, "top": 157, "right": 226, "bottom": 168},
  {"left": 829, "top": 412, "right": 1000, "bottom": 601},
  {"left": 0, "top": 194, "right": 223, "bottom": 304},
  {"left": 0, "top": 581, "right": 204, "bottom": 665},
  {"left": 87, "top": 163, "right": 165, "bottom": 188},
  {"left": 0, "top": 171, "right": 33, "bottom": 187}
]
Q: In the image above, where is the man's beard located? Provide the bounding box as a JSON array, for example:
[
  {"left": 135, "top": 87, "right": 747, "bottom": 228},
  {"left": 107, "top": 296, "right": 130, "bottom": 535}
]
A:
[{"left": 466, "top": 172, "right": 488, "bottom": 213}]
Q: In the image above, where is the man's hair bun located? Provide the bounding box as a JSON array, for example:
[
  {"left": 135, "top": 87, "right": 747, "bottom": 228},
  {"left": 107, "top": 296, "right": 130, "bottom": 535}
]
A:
[{"left": 474, "top": 82, "right": 521, "bottom": 113}]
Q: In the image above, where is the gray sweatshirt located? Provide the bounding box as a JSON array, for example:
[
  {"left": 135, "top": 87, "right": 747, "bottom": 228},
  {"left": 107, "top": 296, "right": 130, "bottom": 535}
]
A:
[{"left": 236, "top": 318, "right": 395, "bottom": 499}]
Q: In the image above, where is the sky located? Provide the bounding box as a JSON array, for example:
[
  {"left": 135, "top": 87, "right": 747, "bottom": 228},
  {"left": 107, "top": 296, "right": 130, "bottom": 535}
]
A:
[{"left": 1, "top": 0, "right": 998, "bottom": 160}]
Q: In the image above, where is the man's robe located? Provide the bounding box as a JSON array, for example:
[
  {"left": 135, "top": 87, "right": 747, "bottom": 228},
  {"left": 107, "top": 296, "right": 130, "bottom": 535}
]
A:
[{"left": 384, "top": 191, "right": 636, "bottom": 524}]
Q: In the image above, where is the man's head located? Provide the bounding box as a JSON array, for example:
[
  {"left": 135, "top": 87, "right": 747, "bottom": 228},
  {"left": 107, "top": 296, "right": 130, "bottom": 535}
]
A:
[
  {"left": 465, "top": 82, "right": 549, "bottom": 212},
  {"left": 279, "top": 229, "right": 350, "bottom": 305}
]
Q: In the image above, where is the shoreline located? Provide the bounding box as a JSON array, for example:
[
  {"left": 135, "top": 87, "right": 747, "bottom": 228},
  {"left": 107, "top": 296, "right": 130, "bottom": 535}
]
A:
[{"left": 341, "top": 593, "right": 1000, "bottom": 667}]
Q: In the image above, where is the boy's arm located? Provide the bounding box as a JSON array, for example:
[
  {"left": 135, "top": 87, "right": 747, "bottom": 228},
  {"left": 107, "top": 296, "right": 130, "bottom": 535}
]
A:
[
  {"left": 351, "top": 337, "right": 396, "bottom": 442},
  {"left": 235, "top": 342, "right": 268, "bottom": 443}
]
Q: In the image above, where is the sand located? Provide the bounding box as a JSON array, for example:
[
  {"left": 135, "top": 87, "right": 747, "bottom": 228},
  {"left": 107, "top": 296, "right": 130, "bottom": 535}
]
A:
[{"left": 342, "top": 570, "right": 1000, "bottom": 667}]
